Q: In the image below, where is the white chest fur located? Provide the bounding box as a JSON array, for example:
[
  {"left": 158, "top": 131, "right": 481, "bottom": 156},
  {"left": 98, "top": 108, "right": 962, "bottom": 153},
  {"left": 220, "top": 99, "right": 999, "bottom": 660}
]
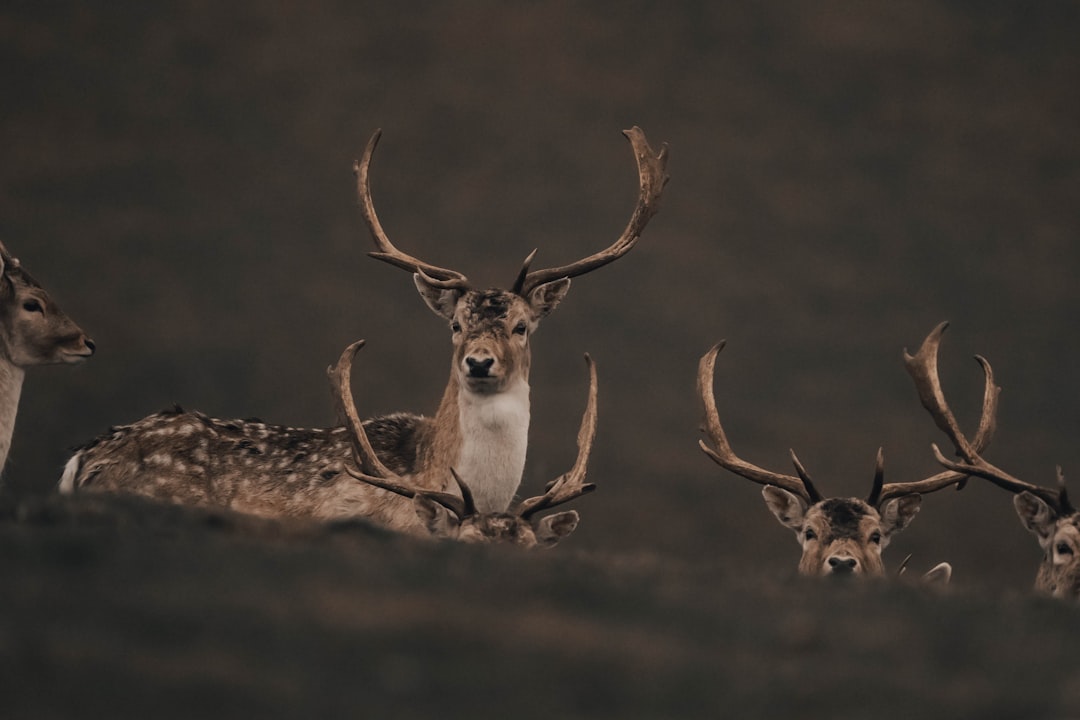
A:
[{"left": 455, "top": 379, "right": 530, "bottom": 513}]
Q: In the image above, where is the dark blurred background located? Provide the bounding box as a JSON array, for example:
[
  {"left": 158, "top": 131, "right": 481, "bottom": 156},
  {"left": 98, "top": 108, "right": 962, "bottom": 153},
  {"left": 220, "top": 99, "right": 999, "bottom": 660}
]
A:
[{"left": 1, "top": 1, "right": 1077, "bottom": 590}]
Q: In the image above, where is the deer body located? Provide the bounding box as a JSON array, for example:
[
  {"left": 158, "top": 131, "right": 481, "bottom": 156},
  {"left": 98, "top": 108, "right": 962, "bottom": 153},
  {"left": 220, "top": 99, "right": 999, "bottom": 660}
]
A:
[
  {"left": 0, "top": 242, "right": 95, "bottom": 473},
  {"left": 61, "top": 409, "right": 432, "bottom": 528}
]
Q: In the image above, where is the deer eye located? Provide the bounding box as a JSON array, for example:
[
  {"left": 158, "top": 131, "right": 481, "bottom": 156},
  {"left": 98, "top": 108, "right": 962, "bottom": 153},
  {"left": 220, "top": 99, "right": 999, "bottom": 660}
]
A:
[
  {"left": 804, "top": 528, "right": 817, "bottom": 542},
  {"left": 451, "top": 321, "right": 462, "bottom": 334},
  {"left": 1057, "top": 542, "right": 1073, "bottom": 556},
  {"left": 512, "top": 321, "right": 527, "bottom": 336},
  {"left": 870, "top": 531, "right": 883, "bottom": 545},
  {"left": 22, "top": 299, "right": 43, "bottom": 314}
]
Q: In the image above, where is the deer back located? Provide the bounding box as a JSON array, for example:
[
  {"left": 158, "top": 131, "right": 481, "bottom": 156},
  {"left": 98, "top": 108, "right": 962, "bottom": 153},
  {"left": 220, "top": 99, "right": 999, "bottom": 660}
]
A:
[{"left": 60, "top": 407, "right": 444, "bottom": 532}]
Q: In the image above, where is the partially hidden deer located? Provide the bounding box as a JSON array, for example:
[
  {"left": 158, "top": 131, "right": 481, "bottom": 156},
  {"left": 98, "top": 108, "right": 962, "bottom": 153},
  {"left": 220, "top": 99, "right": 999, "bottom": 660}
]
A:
[
  {"left": 696, "top": 334, "right": 997, "bottom": 582},
  {"left": 59, "top": 127, "right": 666, "bottom": 533},
  {"left": 329, "top": 340, "right": 598, "bottom": 547},
  {"left": 0, "top": 241, "right": 95, "bottom": 474},
  {"left": 908, "top": 321, "right": 1080, "bottom": 601}
]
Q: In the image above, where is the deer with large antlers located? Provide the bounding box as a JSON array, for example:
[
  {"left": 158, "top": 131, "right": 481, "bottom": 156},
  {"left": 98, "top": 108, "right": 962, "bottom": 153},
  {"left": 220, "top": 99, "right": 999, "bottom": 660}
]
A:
[
  {"left": 0, "top": 241, "right": 95, "bottom": 474},
  {"left": 330, "top": 341, "right": 598, "bottom": 547},
  {"left": 908, "top": 321, "right": 1080, "bottom": 601},
  {"left": 697, "top": 334, "right": 997, "bottom": 580},
  {"left": 60, "top": 128, "right": 664, "bottom": 532},
  {"left": 348, "top": 126, "right": 665, "bottom": 511}
]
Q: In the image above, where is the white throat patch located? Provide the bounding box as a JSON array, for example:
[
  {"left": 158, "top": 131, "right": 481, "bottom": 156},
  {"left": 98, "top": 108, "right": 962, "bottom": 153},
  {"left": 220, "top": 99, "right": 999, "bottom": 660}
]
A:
[{"left": 455, "top": 378, "right": 530, "bottom": 512}]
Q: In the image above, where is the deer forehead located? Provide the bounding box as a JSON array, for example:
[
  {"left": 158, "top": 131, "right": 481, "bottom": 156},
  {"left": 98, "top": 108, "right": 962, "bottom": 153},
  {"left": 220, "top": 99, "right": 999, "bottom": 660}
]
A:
[
  {"left": 455, "top": 290, "right": 531, "bottom": 332},
  {"left": 805, "top": 498, "right": 881, "bottom": 541}
]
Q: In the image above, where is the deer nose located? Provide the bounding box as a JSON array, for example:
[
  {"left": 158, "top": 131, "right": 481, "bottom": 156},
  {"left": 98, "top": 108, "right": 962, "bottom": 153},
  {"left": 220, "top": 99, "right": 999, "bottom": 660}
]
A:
[
  {"left": 84, "top": 338, "right": 96, "bottom": 355},
  {"left": 466, "top": 356, "right": 495, "bottom": 377},
  {"left": 828, "top": 556, "right": 858, "bottom": 574}
]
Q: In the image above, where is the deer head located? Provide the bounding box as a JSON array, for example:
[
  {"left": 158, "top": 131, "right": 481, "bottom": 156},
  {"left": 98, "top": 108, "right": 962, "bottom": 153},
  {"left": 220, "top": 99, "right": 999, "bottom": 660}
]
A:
[
  {"left": 698, "top": 339, "right": 996, "bottom": 578},
  {"left": 353, "top": 127, "right": 668, "bottom": 396},
  {"left": 0, "top": 242, "right": 95, "bottom": 368},
  {"left": 328, "top": 340, "right": 598, "bottom": 548},
  {"left": 909, "top": 321, "right": 1080, "bottom": 601}
]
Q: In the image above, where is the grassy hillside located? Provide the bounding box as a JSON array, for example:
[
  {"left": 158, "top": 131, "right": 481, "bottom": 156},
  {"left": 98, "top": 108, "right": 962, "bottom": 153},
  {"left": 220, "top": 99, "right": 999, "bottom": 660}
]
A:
[{"left": 2, "top": 493, "right": 1078, "bottom": 719}]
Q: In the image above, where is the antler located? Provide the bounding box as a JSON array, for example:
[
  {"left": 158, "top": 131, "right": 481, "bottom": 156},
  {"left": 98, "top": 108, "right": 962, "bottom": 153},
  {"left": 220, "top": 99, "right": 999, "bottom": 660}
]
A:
[
  {"left": 327, "top": 339, "right": 475, "bottom": 518},
  {"left": 697, "top": 342, "right": 823, "bottom": 505},
  {"left": 512, "top": 127, "right": 670, "bottom": 296},
  {"left": 907, "top": 322, "right": 1071, "bottom": 512},
  {"left": 884, "top": 321, "right": 1002, "bottom": 505},
  {"left": 515, "top": 354, "right": 599, "bottom": 519},
  {"left": 353, "top": 130, "right": 471, "bottom": 289},
  {"left": 930, "top": 448, "right": 1070, "bottom": 513}
]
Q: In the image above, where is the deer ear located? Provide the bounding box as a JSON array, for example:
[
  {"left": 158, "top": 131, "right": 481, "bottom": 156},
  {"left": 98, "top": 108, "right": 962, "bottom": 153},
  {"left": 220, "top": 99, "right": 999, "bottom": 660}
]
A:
[
  {"left": 413, "top": 274, "right": 463, "bottom": 321},
  {"left": 920, "top": 562, "right": 952, "bottom": 588},
  {"left": 761, "top": 486, "right": 807, "bottom": 532},
  {"left": 533, "top": 510, "right": 580, "bottom": 548},
  {"left": 526, "top": 277, "right": 571, "bottom": 319},
  {"left": 412, "top": 496, "right": 459, "bottom": 538},
  {"left": 1014, "top": 491, "right": 1057, "bottom": 546},
  {"left": 880, "top": 494, "right": 922, "bottom": 537}
]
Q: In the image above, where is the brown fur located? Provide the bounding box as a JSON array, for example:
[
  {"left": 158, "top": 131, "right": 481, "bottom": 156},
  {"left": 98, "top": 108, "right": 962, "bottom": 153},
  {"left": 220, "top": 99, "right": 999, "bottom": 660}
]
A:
[
  {"left": 0, "top": 241, "right": 94, "bottom": 473},
  {"left": 1014, "top": 493, "right": 1080, "bottom": 601},
  {"left": 763, "top": 488, "right": 921, "bottom": 577}
]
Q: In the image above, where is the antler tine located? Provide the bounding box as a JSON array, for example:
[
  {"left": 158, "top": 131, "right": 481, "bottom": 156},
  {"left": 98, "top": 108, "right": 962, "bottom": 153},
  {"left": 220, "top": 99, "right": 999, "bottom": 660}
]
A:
[
  {"left": 517, "top": 354, "right": 599, "bottom": 519},
  {"left": 788, "top": 451, "right": 824, "bottom": 504},
  {"left": 1057, "top": 467, "right": 1074, "bottom": 515},
  {"left": 445, "top": 468, "right": 479, "bottom": 518},
  {"left": 328, "top": 340, "right": 395, "bottom": 479},
  {"left": 877, "top": 322, "right": 1003, "bottom": 505},
  {"left": 866, "top": 447, "right": 887, "bottom": 506},
  {"left": 516, "top": 127, "right": 669, "bottom": 296},
  {"left": 903, "top": 321, "right": 1000, "bottom": 462},
  {"left": 327, "top": 339, "right": 469, "bottom": 518},
  {"left": 697, "top": 342, "right": 818, "bottom": 505},
  {"left": 353, "top": 129, "right": 470, "bottom": 288}
]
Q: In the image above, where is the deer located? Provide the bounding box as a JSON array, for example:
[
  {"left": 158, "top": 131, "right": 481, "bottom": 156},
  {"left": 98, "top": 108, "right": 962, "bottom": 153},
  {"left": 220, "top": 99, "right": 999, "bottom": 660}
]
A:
[
  {"left": 907, "top": 321, "right": 1080, "bottom": 601},
  {"left": 696, "top": 332, "right": 998, "bottom": 582},
  {"left": 0, "top": 240, "right": 95, "bottom": 474},
  {"left": 329, "top": 340, "right": 598, "bottom": 547},
  {"left": 59, "top": 127, "right": 667, "bottom": 534}
]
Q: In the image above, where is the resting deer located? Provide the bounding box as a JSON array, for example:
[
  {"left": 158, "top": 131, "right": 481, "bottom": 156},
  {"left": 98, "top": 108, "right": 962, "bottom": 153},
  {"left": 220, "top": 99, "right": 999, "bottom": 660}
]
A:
[
  {"left": 329, "top": 340, "right": 598, "bottom": 547},
  {"left": 59, "top": 127, "right": 666, "bottom": 531},
  {"left": 908, "top": 321, "right": 1080, "bottom": 601},
  {"left": 696, "top": 336, "right": 997, "bottom": 581},
  {"left": 0, "top": 241, "right": 95, "bottom": 473}
]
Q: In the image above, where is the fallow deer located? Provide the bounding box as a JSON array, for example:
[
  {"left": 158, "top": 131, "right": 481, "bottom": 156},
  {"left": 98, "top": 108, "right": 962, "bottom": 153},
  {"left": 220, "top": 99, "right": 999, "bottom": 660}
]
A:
[
  {"left": 329, "top": 340, "right": 598, "bottom": 547},
  {"left": 0, "top": 241, "right": 95, "bottom": 473},
  {"left": 350, "top": 126, "right": 666, "bottom": 511},
  {"left": 697, "top": 335, "right": 997, "bottom": 580},
  {"left": 59, "top": 127, "right": 666, "bottom": 533},
  {"left": 908, "top": 321, "right": 1080, "bottom": 601}
]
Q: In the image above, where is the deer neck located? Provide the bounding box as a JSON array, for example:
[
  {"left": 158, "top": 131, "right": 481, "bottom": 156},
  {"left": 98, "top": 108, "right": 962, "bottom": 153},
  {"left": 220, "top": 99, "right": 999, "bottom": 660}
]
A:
[
  {"left": 0, "top": 358, "right": 25, "bottom": 473},
  {"left": 427, "top": 371, "right": 530, "bottom": 514}
]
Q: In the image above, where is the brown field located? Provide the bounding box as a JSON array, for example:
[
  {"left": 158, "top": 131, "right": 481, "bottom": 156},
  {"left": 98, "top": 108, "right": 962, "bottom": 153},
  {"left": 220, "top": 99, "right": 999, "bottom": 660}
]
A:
[
  {"left": 3, "top": 492, "right": 1079, "bottom": 719},
  {"left": 1, "top": 1, "right": 1079, "bottom": 717}
]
